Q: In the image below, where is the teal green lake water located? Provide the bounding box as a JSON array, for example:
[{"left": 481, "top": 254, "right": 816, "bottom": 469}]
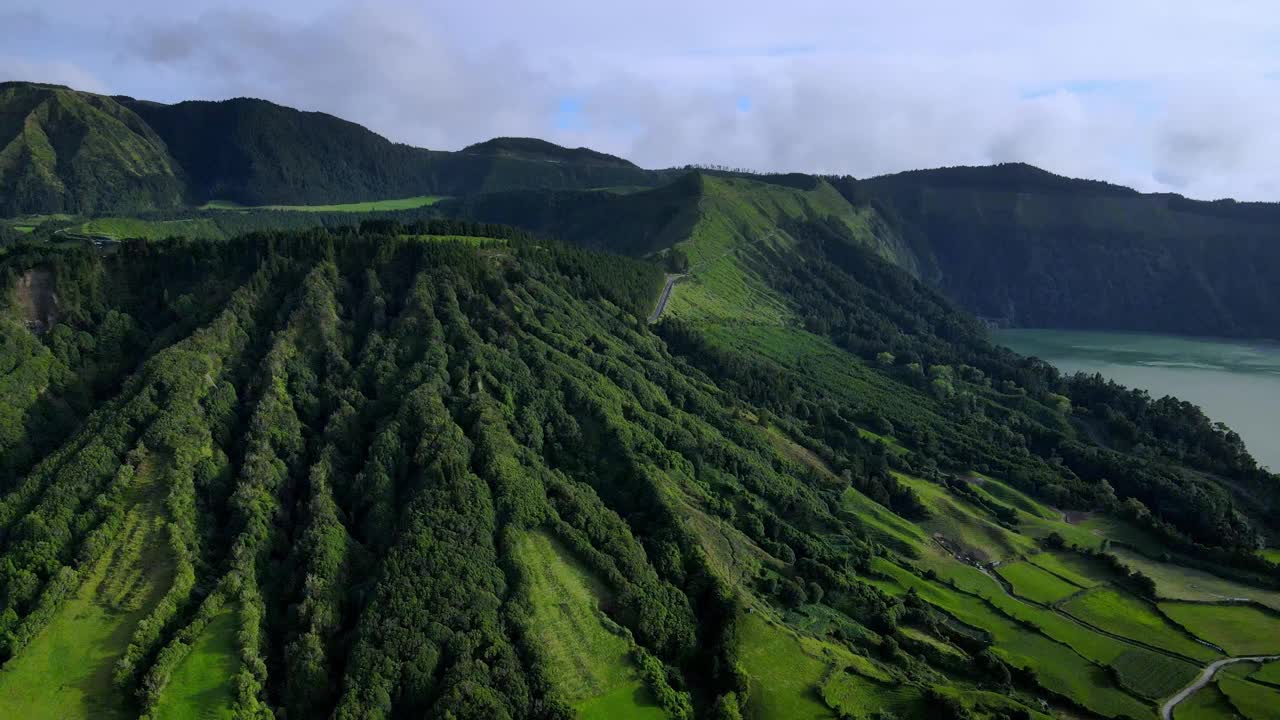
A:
[{"left": 993, "top": 329, "right": 1280, "bottom": 471}]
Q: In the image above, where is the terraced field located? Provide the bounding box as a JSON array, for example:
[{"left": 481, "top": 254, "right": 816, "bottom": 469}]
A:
[
  {"left": 1159, "top": 602, "right": 1280, "bottom": 656},
  {"left": 1060, "top": 588, "right": 1219, "bottom": 662},
  {"left": 998, "top": 560, "right": 1084, "bottom": 604},
  {"left": 1111, "top": 547, "right": 1280, "bottom": 611},
  {"left": 868, "top": 558, "right": 1154, "bottom": 719},
  {"left": 1217, "top": 673, "right": 1280, "bottom": 719}
]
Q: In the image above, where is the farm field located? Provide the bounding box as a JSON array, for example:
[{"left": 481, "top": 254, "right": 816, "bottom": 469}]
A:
[
  {"left": 1174, "top": 683, "right": 1239, "bottom": 720},
  {"left": 1027, "top": 551, "right": 1105, "bottom": 589},
  {"left": 1060, "top": 588, "right": 1219, "bottom": 661},
  {"left": 512, "top": 531, "right": 662, "bottom": 720},
  {"left": 998, "top": 559, "right": 1084, "bottom": 604},
  {"left": 1217, "top": 673, "right": 1280, "bottom": 720},
  {"left": 1109, "top": 649, "right": 1198, "bottom": 700},
  {"left": 1251, "top": 659, "right": 1280, "bottom": 684},
  {"left": 736, "top": 613, "right": 837, "bottom": 719},
  {"left": 868, "top": 558, "right": 1154, "bottom": 719},
  {"left": 1159, "top": 602, "right": 1280, "bottom": 655},
  {"left": 69, "top": 217, "right": 224, "bottom": 241},
  {"left": 1111, "top": 547, "right": 1280, "bottom": 611},
  {"left": 201, "top": 195, "right": 443, "bottom": 212},
  {"left": 0, "top": 473, "right": 174, "bottom": 719},
  {"left": 150, "top": 607, "right": 239, "bottom": 720},
  {"left": 892, "top": 471, "right": 1033, "bottom": 562}
]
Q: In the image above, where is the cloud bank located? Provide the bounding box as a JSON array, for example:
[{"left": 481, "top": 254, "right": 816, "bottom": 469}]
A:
[{"left": 4, "top": 0, "right": 1280, "bottom": 200}]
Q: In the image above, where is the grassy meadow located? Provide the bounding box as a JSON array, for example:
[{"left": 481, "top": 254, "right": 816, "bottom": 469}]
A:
[
  {"left": 201, "top": 195, "right": 443, "bottom": 212},
  {"left": 512, "top": 531, "right": 662, "bottom": 720},
  {"left": 150, "top": 607, "right": 239, "bottom": 720},
  {"left": 1158, "top": 602, "right": 1280, "bottom": 656},
  {"left": 0, "top": 469, "right": 174, "bottom": 719},
  {"left": 998, "top": 560, "right": 1084, "bottom": 604}
]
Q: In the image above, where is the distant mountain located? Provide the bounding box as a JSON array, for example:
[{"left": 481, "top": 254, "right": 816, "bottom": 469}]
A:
[
  {"left": 0, "top": 82, "right": 185, "bottom": 216},
  {"left": 117, "top": 95, "right": 442, "bottom": 207},
  {"left": 839, "top": 164, "right": 1280, "bottom": 339},
  {"left": 5, "top": 80, "right": 1280, "bottom": 340},
  {"left": 460, "top": 137, "right": 639, "bottom": 167},
  {"left": 0, "top": 81, "right": 669, "bottom": 214}
]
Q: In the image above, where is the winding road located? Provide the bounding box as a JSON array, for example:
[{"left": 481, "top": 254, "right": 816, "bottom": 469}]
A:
[
  {"left": 1160, "top": 655, "right": 1280, "bottom": 720},
  {"left": 647, "top": 273, "right": 682, "bottom": 323}
]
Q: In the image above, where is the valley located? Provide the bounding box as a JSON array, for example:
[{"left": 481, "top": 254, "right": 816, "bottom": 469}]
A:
[{"left": 2, "top": 81, "right": 1280, "bottom": 720}]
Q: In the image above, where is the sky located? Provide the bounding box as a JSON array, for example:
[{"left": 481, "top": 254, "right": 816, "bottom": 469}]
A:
[{"left": 4, "top": 1, "right": 1280, "bottom": 201}]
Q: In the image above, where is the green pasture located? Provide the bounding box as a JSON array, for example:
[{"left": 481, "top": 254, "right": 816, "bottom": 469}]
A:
[
  {"left": 1159, "top": 602, "right": 1280, "bottom": 655},
  {"left": 512, "top": 531, "right": 662, "bottom": 720},
  {"left": 1060, "top": 588, "right": 1219, "bottom": 661},
  {"left": 151, "top": 606, "right": 239, "bottom": 720},
  {"left": 1111, "top": 547, "right": 1280, "bottom": 612},
  {"left": 201, "top": 195, "right": 443, "bottom": 212},
  {"left": 997, "top": 560, "right": 1082, "bottom": 604}
]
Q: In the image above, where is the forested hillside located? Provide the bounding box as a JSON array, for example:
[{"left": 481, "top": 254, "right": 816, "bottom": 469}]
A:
[
  {"left": 4, "top": 80, "right": 1280, "bottom": 342},
  {"left": 2, "top": 210, "right": 1278, "bottom": 719},
  {"left": 843, "top": 164, "right": 1280, "bottom": 338},
  {"left": 121, "top": 98, "right": 669, "bottom": 206},
  {"left": 0, "top": 82, "right": 186, "bottom": 216}
]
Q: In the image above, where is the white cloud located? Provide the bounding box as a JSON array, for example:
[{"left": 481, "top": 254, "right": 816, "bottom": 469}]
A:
[{"left": 4, "top": 1, "right": 1280, "bottom": 200}]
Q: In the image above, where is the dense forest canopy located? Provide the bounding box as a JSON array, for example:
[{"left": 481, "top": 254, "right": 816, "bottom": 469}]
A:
[
  {"left": 1, "top": 204, "right": 1278, "bottom": 718},
  {"left": 5, "top": 80, "right": 1280, "bottom": 342}
]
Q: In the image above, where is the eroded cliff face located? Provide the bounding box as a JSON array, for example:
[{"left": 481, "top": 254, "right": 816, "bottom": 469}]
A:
[{"left": 15, "top": 267, "right": 56, "bottom": 333}]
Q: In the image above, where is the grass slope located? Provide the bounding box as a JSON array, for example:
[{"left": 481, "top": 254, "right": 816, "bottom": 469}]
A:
[
  {"left": 70, "top": 217, "right": 225, "bottom": 241},
  {"left": 150, "top": 607, "right": 239, "bottom": 720},
  {"left": 1110, "top": 649, "right": 1198, "bottom": 700},
  {"left": 1159, "top": 602, "right": 1280, "bottom": 656},
  {"left": 998, "top": 561, "right": 1083, "bottom": 605},
  {"left": 1174, "top": 682, "right": 1239, "bottom": 720},
  {"left": 1026, "top": 552, "right": 1104, "bottom": 589},
  {"left": 1060, "top": 588, "right": 1219, "bottom": 662},
  {"left": 0, "top": 465, "right": 175, "bottom": 719},
  {"left": 736, "top": 613, "right": 835, "bottom": 720},
  {"left": 666, "top": 175, "right": 911, "bottom": 325},
  {"left": 1112, "top": 547, "right": 1280, "bottom": 611},
  {"left": 1217, "top": 674, "right": 1280, "bottom": 720},
  {"left": 868, "top": 559, "right": 1154, "bottom": 719},
  {"left": 201, "top": 195, "right": 443, "bottom": 212},
  {"left": 512, "top": 531, "right": 662, "bottom": 719}
]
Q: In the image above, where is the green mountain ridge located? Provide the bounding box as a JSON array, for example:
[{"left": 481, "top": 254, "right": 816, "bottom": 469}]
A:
[
  {"left": 1, "top": 214, "right": 1277, "bottom": 719},
  {"left": 3, "top": 79, "right": 1280, "bottom": 343},
  {"left": 0, "top": 82, "right": 185, "bottom": 216}
]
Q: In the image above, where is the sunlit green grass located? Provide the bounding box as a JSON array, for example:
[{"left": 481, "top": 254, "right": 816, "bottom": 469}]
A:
[
  {"left": 1110, "top": 547, "right": 1280, "bottom": 612},
  {"left": 1026, "top": 551, "right": 1104, "bottom": 589},
  {"left": 72, "top": 217, "right": 224, "bottom": 241},
  {"left": 201, "top": 195, "right": 443, "bottom": 212},
  {"left": 1060, "top": 588, "right": 1219, "bottom": 661},
  {"left": 1109, "top": 649, "right": 1198, "bottom": 700},
  {"left": 737, "top": 613, "right": 836, "bottom": 719},
  {"left": 1159, "top": 602, "right": 1280, "bottom": 655},
  {"left": 1217, "top": 673, "right": 1280, "bottom": 719},
  {"left": 1174, "top": 682, "right": 1238, "bottom": 720},
  {"left": 997, "top": 560, "right": 1082, "bottom": 604},
  {"left": 512, "top": 531, "right": 662, "bottom": 720},
  {"left": 867, "top": 559, "right": 1153, "bottom": 719},
  {"left": 0, "top": 468, "right": 174, "bottom": 719},
  {"left": 151, "top": 606, "right": 239, "bottom": 720}
]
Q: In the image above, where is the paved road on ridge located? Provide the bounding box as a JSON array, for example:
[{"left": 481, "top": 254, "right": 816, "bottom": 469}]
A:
[{"left": 648, "top": 273, "right": 682, "bottom": 323}]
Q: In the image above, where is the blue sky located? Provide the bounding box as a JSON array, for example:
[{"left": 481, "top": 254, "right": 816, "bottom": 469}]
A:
[{"left": 4, "top": 1, "right": 1280, "bottom": 200}]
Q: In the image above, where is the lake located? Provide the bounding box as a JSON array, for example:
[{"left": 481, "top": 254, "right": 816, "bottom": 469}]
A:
[{"left": 993, "top": 329, "right": 1280, "bottom": 471}]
